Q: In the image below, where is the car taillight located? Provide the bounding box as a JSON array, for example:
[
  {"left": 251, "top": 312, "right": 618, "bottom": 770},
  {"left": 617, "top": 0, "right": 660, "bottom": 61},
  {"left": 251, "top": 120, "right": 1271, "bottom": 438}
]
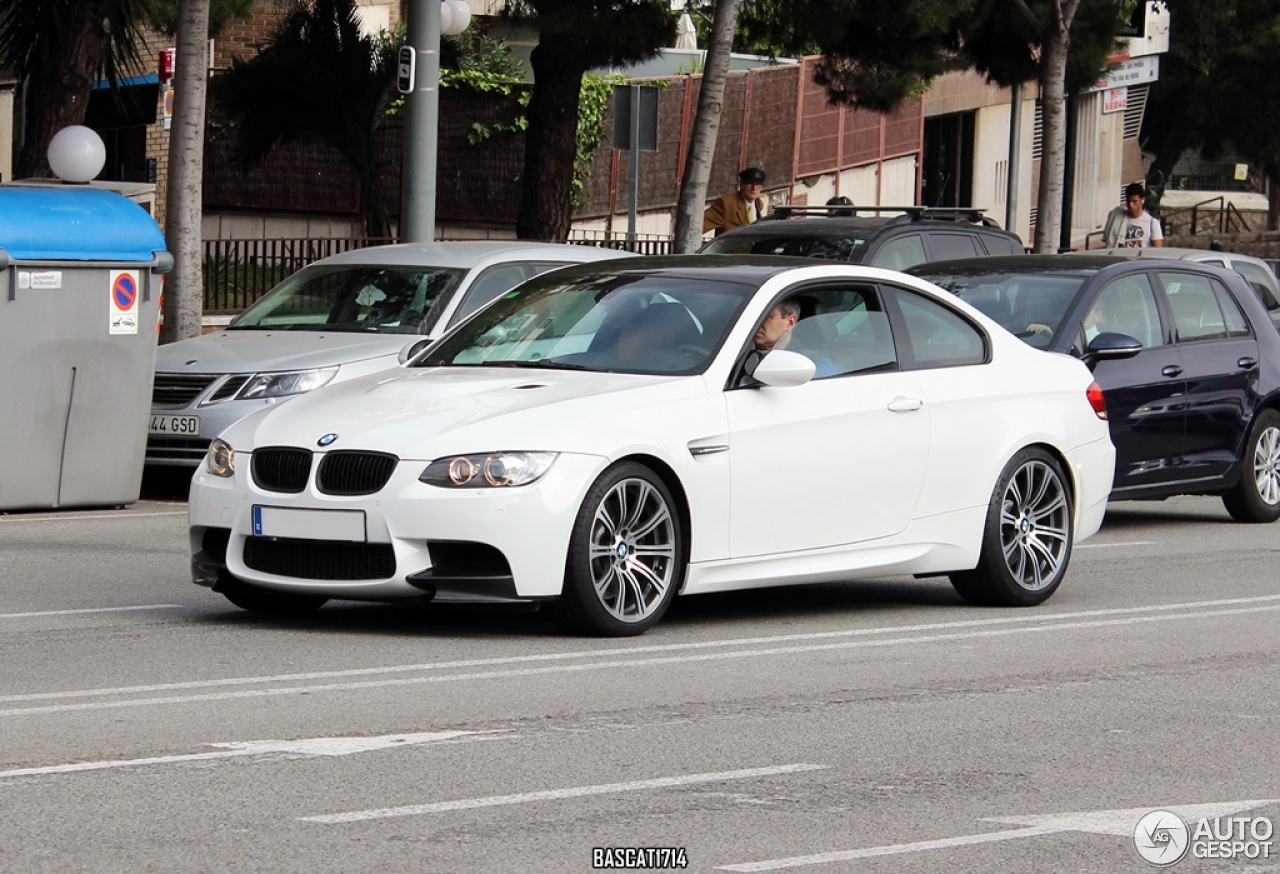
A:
[{"left": 1087, "top": 381, "right": 1107, "bottom": 420}]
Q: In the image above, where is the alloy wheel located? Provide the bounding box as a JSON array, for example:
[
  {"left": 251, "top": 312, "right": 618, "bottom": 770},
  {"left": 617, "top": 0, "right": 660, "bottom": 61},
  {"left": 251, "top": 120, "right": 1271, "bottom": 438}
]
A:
[
  {"left": 587, "top": 477, "right": 677, "bottom": 623},
  {"left": 999, "top": 460, "right": 1070, "bottom": 592},
  {"left": 1252, "top": 425, "right": 1280, "bottom": 506}
]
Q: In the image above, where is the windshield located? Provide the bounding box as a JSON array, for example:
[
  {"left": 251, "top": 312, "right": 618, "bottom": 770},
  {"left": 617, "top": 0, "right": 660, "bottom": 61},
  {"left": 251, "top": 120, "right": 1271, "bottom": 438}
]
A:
[
  {"left": 920, "top": 272, "right": 1087, "bottom": 348},
  {"left": 229, "top": 264, "right": 466, "bottom": 334},
  {"left": 701, "top": 233, "right": 867, "bottom": 262},
  {"left": 416, "top": 270, "right": 757, "bottom": 375}
]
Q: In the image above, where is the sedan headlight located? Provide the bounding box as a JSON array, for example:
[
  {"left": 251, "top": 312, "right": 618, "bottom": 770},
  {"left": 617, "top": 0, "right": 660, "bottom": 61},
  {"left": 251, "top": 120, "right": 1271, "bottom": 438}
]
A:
[
  {"left": 419, "top": 452, "right": 557, "bottom": 488},
  {"left": 239, "top": 366, "right": 338, "bottom": 400},
  {"left": 206, "top": 438, "right": 236, "bottom": 477}
]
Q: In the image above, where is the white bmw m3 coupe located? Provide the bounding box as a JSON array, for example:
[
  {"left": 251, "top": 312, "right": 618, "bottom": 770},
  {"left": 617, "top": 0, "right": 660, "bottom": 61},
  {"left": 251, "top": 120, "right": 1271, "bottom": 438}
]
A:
[{"left": 188, "top": 256, "right": 1116, "bottom": 636}]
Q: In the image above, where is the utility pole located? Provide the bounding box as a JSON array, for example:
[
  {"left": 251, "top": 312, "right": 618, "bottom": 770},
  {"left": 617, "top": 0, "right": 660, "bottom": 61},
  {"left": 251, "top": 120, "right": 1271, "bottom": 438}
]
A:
[{"left": 400, "top": 0, "right": 443, "bottom": 243}]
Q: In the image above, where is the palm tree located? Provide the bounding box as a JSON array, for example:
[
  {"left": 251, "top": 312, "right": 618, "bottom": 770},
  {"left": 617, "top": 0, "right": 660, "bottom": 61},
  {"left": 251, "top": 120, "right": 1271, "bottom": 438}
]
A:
[
  {"left": 0, "top": 0, "right": 253, "bottom": 180},
  {"left": 211, "top": 0, "right": 399, "bottom": 238},
  {"left": 0, "top": 0, "right": 148, "bottom": 178}
]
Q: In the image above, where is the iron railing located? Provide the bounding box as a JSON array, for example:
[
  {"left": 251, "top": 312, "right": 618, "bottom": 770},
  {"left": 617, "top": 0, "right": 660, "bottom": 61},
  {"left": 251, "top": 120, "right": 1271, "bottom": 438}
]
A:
[
  {"left": 202, "top": 237, "right": 397, "bottom": 313},
  {"left": 202, "top": 234, "right": 678, "bottom": 313},
  {"left": 1160, "top": 196, "right": 1253, "bottom": 237},
  {"left": 567, "top": 231, "right": 675, "bottom": 256}
]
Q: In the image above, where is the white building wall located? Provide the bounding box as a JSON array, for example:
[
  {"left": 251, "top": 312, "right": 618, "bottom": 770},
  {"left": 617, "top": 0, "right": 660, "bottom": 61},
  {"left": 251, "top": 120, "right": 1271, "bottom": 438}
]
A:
[
  {"left": 974, "top": 103, "right": 1010, "bottom": 223},
  {"left": 877, "top": 157, "right": 917, "bottom": 204}
]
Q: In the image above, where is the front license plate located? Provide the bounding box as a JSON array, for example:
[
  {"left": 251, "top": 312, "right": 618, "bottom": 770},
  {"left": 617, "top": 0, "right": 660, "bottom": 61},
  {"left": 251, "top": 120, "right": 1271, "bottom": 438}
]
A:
[
  {"left": 149, "top": 414, "right": 200, "bottom": 436},
  {"left": 252, "top": 506, "right": 367, "bottom": 542}
]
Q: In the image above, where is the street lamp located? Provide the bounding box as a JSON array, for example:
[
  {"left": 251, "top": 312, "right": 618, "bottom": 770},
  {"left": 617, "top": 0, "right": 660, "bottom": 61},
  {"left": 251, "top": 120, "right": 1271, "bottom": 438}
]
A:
[{"left": 400, "top": 0, "right": 473, "bottom": 243}]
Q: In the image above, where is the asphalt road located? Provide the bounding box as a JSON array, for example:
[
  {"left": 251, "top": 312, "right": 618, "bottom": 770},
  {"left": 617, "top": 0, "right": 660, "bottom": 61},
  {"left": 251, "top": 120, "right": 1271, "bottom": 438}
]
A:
[{"left": 1, "top": 488, "right": 1278, "bottom": 874}]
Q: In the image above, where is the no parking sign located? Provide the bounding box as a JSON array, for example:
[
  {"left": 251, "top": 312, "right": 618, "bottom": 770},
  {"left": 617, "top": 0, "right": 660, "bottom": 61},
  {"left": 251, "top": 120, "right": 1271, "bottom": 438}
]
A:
[{"left": 109, "top": 269, "right": 140, "bottom": 335}]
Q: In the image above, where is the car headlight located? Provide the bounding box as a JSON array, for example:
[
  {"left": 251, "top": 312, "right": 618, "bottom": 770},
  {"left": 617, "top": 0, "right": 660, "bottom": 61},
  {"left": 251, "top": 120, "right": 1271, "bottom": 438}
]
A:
[
  {"left": 206, "top": 438, "right": 236, "bottom": 477},
  {"left": 419, "top": 452, "right": 557, "bottom": 488},
  {"left": 239, "top": 366, "right": 338, "bottom": 400}
]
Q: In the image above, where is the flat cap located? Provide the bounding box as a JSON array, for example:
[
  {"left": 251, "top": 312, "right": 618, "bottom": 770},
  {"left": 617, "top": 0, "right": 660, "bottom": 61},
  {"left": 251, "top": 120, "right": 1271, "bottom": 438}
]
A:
[{"left": 739, "top": 167, "right": 766, "bottom": 184}]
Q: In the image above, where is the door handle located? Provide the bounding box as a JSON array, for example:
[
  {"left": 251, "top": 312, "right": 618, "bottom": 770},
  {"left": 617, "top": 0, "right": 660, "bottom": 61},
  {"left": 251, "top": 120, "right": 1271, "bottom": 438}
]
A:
[
  {"left": 1161, "top": 365, "right": 1183, "bottom": 377},
  {"left": 887, "top": 396, "right": 924, "bottom": 412},
  {"left": 1238, "top": 357, "right": 1258, "bottom": 369}
]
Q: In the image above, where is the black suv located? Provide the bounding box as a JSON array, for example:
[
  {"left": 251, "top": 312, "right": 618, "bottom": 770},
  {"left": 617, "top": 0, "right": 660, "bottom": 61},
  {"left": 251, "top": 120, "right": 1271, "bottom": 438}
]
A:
[{"left": 699, "top": 206, "right": 1026, "bottom": 269}]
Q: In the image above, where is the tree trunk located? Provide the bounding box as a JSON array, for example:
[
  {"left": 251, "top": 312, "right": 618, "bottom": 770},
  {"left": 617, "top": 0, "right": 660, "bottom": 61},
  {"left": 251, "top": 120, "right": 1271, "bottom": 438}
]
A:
[
  {"left": 1032, "top": 16, "right": 1070, "bottom": 253},
  {"left": 162, "top": 0, "right": 210, "bottom": 344},
  {"left": 516, "top": 42, "right": 585, "bottom": 241},
  {"left": 672, "top": 0, "right": 743, "bottom": 255},
  {"left": 16, "top": 0, "right": 117, "bottom": 178},
  {"left": 359, "top": 168, "right": 392, "bottom": 239}
]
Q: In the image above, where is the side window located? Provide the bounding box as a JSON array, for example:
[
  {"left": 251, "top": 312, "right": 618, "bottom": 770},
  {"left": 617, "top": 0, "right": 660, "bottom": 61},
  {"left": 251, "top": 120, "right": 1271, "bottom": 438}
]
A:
[
  {"left": 1159, "top": 272, "right": 1229, "bottom": 342},
  {"left": 983, "top": 234, "right": 1025, "bottom": 255},
  {"left": 784, "top": 286, "right": 898, "bottom": 378},
  {"left": 1210, "top": 278, "right": 1250, "bottom": 337},
  {"left": 1231, "top": 260, "right": 1280, "bottom": 312},
  {"left": 450, "top": 264, "right": 533, "bottom": 326},
  {"left": 1070, "top": 273, "right": 1165, "bottom": 356},
  {"left": 888, "top": 287, "right": 987, "bottom": 369},
  {"left": 929, "top": 233, "right": 982, "bottom": 262},
  {"left": 528, "top": 261, "right": 572, "bottom": 277},
  {"left": 869, "top": 234, "right": 927, "bottom": 270}
]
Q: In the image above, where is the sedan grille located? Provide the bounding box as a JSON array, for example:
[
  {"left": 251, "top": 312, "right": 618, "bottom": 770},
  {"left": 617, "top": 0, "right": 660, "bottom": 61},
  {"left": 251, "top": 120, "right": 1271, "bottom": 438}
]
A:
[
  {"left": 251, "top": 447, "right": 313, "bottom": 493},
  {"left": 243, "top": 537, "right": 395, "bottom": 580},
  {"left": 316, "top": 451, "right": 399, "bottom": 496},
  {"left": 152, "top": 373, "right": 220, "bottom": 408},
  {"left": 146, "top": 436, "right": 211, "bottom": 465}
]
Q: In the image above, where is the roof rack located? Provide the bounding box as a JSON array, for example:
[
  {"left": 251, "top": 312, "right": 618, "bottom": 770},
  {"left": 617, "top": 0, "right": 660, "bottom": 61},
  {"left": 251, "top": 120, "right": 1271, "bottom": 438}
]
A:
[{"left": 765, "top": 204, "right": 1002, "bottom": 228}]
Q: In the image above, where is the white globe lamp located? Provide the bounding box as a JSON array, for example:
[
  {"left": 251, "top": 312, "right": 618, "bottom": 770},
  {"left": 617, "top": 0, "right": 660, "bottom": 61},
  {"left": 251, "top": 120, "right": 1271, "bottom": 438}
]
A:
[
  {"left": 442, "top": 0, "right": 471, "bottom": 35},
  {"left": 47, "top": 125, "right": 107, "bottom": 183}
]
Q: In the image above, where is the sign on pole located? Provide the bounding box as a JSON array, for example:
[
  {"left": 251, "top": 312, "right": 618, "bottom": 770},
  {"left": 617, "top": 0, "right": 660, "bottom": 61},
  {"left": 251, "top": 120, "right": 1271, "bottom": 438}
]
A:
[{"left": 397, "top": 45, "right": 416, "bottom": 95}]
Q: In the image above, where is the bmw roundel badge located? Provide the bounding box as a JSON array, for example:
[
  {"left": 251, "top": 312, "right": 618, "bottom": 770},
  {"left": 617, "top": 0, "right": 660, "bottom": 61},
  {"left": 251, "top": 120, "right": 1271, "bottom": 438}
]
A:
[{"left": 317, "top": 433, "right": 339, "bottom": 447}]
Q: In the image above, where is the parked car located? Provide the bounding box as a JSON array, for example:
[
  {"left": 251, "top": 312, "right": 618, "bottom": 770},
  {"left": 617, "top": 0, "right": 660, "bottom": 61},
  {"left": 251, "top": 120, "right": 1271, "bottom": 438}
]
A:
[
  {"left": 148, "top": 241, "right": 635, "bottom": 469},
  {"left": 189, "top": 256, "right": 1114, "bottom": 635},
  {"left": 909, "top": 254, "right": 1280, "bottom": 522},
  {"left": 699, "top": 205, "right": 1025, "bottom": 269},
  {"left": 1083, "top": 247, "right": 1280, "bottom": 329}
]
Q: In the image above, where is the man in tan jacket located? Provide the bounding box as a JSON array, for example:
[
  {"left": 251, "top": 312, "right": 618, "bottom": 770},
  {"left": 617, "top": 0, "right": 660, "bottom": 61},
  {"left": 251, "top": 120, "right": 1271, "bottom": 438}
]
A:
[{"left": 703, "top": 167, "right": 767, "bottom": 235}]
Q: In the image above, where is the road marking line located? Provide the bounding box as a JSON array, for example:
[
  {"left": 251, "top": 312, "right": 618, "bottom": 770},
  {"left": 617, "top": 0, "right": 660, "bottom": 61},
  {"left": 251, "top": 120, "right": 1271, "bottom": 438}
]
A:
[
  {"left": 718, "top": 826, "right": 1062, "bottom": 871},
  {"left": 3, "top": 601, "right": 1278, "bottom": 718},
  {"left": 0, "top": 511, "right": 187, "bottom": 523},
  {"left": 4, "top": 593, "right": 1276, "bottom": 708},
  {"left": 0, "top": 605, "right": 183, "bottom": 620},
  {"left": 302, "top": 763, "right": 828, "bottom": 825},
  {"left": 1075, "top": 540, "right": 1157, "bottom": 549},
  {"left": 0, "top": 730, "right": 501, "bottom": 779},
  {"left": 720, "top": 798, "right": 1280, "bottom": 870}
]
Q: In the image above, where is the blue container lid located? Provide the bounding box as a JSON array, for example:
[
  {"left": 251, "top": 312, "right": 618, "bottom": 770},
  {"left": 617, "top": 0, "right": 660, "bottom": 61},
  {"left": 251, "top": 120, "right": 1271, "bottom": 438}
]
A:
[{"left": 0, "top": 186, "right": 168, "bottom": 262}]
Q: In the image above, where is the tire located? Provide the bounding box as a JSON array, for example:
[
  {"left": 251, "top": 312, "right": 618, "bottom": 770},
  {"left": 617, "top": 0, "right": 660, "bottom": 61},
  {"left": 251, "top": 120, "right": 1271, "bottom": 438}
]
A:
[
  {"left": 553, "top": 462, "right": 685, "bottom": 636},
  {"left": 950, "top": 447, "right": 1073, "bottom": 607},
  {"left": 1222, "top": 409, "right": 1280, "bottom": 523},
  {"left": 214, "top": 571, "right": 329, "bottom": 615}
]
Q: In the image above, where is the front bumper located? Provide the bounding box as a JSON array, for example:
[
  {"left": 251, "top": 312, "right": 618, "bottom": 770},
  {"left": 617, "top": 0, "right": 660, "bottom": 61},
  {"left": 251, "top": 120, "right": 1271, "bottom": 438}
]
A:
[{"left": 188, "top": 450, "right": 606, "bottom": 603}]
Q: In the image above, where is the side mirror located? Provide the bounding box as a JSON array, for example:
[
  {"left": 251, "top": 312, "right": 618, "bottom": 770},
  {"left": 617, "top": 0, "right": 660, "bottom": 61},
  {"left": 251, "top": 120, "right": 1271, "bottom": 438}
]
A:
[
  {"left": 398, "top": 337, "right": 434, "bottom": 365},
  {"left": 1084, "top": 331, "right": 1143, "bottom": 364},
  {"left": 753, "top": 349, "right": 816, "bottom": 387}
]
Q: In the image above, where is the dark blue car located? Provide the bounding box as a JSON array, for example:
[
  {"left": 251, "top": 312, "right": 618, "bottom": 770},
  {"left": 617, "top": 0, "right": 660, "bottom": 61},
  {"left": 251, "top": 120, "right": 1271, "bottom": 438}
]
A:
[{"left": 909, "top": 255, "right": 1280, "bottom": 523}]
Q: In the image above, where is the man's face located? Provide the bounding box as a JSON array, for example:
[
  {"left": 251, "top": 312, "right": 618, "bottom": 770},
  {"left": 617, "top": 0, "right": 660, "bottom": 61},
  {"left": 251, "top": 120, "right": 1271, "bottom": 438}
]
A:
[
  {"left": 1126, "top": 193, "right": 1145, "bottom": 217},
  {"left": 739, "top": 180, "right": 763, "bottom": 201},
  {"left": 754, "top": 305, "right": 796, "bottom": 351}
]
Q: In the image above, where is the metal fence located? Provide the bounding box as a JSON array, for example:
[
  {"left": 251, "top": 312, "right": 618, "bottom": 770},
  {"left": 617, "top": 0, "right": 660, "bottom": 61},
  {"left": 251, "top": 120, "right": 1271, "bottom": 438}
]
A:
[
  {"left": 202, "top": 234, "right": 676, "bottom": 313},
  {"left": 202, "top": 237, "right": 397, "bottom": 312}
]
